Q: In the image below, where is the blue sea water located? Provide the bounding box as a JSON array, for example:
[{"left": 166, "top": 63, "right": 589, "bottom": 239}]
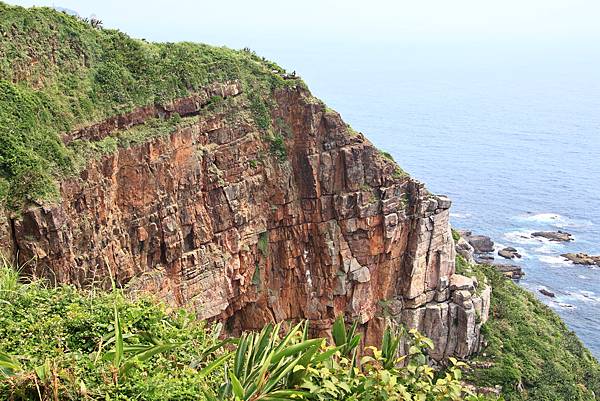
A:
[{"left": 260, "top": 41, "right": 600, "bottom": 357}]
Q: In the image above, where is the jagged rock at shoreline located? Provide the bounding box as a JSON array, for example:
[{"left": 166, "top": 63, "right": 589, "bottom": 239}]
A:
[
  {"left": 539, "top": 288, "right": 556, "bottom": 298},
  {"left": 498, "top": 247, "right": 521, "bottom": 259},
  {"left": 455, "top": 236, "right": 475, "bottom": 263},
  {"left": 561, "top": 253, "right": 600, "bottom": 266},
  {"left": 453, "top": 231, "right": 524, "bottom": 280},
  {"left": 492, "top": 264, "right": 524, "bottom": 280},
  {"left": 466, "top": 235, "right": 495, "bottom": 253},
  {"left": 476, "top": 255, "right": 495, "bottom": 263},
  {"left": 532, "top": 230, "right": 573, "bottom": 242}
]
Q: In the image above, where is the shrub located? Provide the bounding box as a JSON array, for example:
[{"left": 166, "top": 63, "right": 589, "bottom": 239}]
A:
[
  {"left": 0, "top": 267, "right": 497, "bottom": 400},
  {"left": 249, "top": 93, "right": 271, "bottom": 131},
  {"left": 451, "top": 228, "right": 460, "bottom": 242},
  {"left": 267, "top": 131, "right": 287, "bottom": 162}
]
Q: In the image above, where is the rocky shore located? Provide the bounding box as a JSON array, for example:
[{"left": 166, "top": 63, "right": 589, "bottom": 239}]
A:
[
  {"left": 453, "top": 224, "right": 600, "bottom": 316},
  {"left": 457, "top": 226, "right": 599, "bottom": 272},
  {"left": 454, "top": 230, "right": 524, "bottom": 280}
]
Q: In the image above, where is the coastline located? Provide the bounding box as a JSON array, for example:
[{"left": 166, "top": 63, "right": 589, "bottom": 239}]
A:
[{"left": 454, "top": 224, "right": 600, "bottom": 360}]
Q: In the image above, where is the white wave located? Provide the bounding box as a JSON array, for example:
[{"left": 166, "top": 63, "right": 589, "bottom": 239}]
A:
[
  {"left": 563, "top": 290, "right": 600, "bottom": 303},
  {"left": 517, "top": 212, "right": 593, "bottom": 229},
  {"left": 503, "top": 230, "right": 539, "bottom": 245},
  {"left": 579, "top": 291, "right": 600, "bottom": 303},
  {"left": 554, "top": 218, "right": 593, "bottom": 229},
  {"left": 538, "top": 255, "right": 572, "bottom": 266},
  {"left": 450, "top": 212, "right": 471, "bottom": 219},
  {"left": 520, "top": 213, "right": 563, "bottom": 223},
  {"left": 533, "top": 242, "right": 563, "bottom": 255},
  {"left": 493, "top": 242, "right": 507, "bottom": 251}
]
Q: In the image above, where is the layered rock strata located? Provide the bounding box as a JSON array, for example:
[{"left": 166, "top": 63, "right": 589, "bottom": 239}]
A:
[{"left": 2, "top": 83, "right": 489, "bottom": 360}]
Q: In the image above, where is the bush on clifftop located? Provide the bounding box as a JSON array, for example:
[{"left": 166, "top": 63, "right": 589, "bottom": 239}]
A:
[{"left": 0, "top": 2, "right": 293, "bottom": 210}]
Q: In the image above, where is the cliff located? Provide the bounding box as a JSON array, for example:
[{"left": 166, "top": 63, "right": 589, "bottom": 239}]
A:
[
  {"left": 1, "top": 82, "right": 489, "bottom": 361},
  {"left": 0, "top": 2, "right": 489, "bottom": 361}
]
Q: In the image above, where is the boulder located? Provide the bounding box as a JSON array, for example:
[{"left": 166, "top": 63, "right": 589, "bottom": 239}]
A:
[
  {"left": 492, "top": 264, "right": 524, "bottom": 280},
  {"left": 457, "top": 229, "right": 472, "bottom": 238},
  {"left": 531, "top": 230, "right": 573, "bottom": 242},
  {"left": 449, "top": 274, "right": 475, "bottom": 292},
  {"left": 436, "top": 195, "right": 452, "bottom": 210},
  {"left": 561, "top": 253, "right": 600, "bottom": 266},
  {"left": 539, "top": 288, "right": 555, "bottom": 298},
  {"left": 350, "top": 265, "right": 371, "bottom": 283},
  {"left": 466, "top": 235, "right": 494, "bottom": 253},
  {"left": 455, "top": 237, "right": 475, "bottom": 263},
  {"left": 476, "top": 255, "right": 495, "bottom": 263},
  {"left": 498, "top": 247, "right": 521, "bottom": 259}
]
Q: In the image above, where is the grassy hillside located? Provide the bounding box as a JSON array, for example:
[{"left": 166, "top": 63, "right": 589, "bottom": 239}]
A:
[
  {"left": 0, "top": 2, "right": 294, "bottom": 210},
  {"left": 458, "top": 258, "right": 600, "bottom": 401}
]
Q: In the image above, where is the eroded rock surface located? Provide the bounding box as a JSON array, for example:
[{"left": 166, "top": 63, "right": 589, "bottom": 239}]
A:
[
  {"left": 464, "top": 234, "right": 495, "bottom": 254},
  {"left": 3, "top": 84, "right": 489, "bottom": 360},
  {"left": 492, "top": 264, "right": 524, "bottom": 280},
  {"left": 498, "top": 247, "right": 521, "bottom": 260},
  {"left": 532, "top": 230, "right": 573, "bottom": 242},
  {"left": 539, "top": 288, "right": 556, "bottom": 298},
  {"left": 561, "top": 253, "right": 600, "bottom": 266},
  {"left": 455, "top": 237, "right": 475, "bottom": 263}
]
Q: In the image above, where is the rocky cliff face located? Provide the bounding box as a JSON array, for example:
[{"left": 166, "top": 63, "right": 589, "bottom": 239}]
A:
[{"left": 1, "top": 82, "right": 489, "bottom": 360}]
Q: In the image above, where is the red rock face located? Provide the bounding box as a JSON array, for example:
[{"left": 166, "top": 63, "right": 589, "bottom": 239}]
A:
[{"left": 4, "top": 83, "right": 489, "bottom": 360}]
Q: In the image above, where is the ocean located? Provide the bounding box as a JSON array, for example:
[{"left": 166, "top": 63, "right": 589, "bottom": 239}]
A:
[{"left": 258, "top": 40, "right": 600, "bottom": 357}]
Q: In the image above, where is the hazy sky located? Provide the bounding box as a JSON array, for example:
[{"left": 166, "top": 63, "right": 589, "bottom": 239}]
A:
[{"left": 5, "top": 0, "right": 600, "bottom": 48}]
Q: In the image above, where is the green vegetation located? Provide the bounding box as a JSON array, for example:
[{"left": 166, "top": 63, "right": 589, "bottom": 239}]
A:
[
  {"left": 68, "top": 114, "right": 198, "bottom": 170},
  {"left": 451, "top": 229, "right": 460, "bottom": 242},
  {"left": 0, "top": 2, "right": 292, "bottom": 209},
  {"left": 0, "top": 265, "right": 496, "bottom": 400},
  {"left": 392, "top": 166, "right": 408, "bottom": 179},
  {"left": 454, "top": 255, "right": 488, "bottom": 297},
  {"left": 380, "top": 151, "right": 395, "bottom": 162},
  {"left": 266, "top": 131, "right": 288, "bottom": 162},
  {"left": 3, "top": 3, "right": 599, "bottom": 400},
  {"left": 258, "top": 231, "right": 269, "bottom": 256},
  {"left": 377, "top": 149, "right": 408, "bottom": 179},
  {"left": 249, "top": 92, "right": 272, "bottom": 131},
  {"left": 275, "top": 117, "right": 293, "bottom": 138},
  {"left": 465, "top": 261, "right": 600, "bottom": 400}
]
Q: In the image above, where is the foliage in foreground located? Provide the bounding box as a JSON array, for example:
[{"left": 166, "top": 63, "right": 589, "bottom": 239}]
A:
[
  {"left": 463, "top": 261, "right": 600, "bottom": 401},
  {"left": 0, "top": 265, "right": 495, "bottom": 400}
]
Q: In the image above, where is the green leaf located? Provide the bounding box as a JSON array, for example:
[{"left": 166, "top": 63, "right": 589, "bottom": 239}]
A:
[
  {"left": 0, "top": 352, "right": 21, "bottom": 378},
  {"left": 332, "top": 315, "right": 347, "bottom": 347},
  {"left": 230, "top": 371, "right": 245, "bottom": 399},
  {"left": 34, "top": 358, "right": 51, "bottom": 382},
  {"left": 259, "top": 389, "right": 309, "bottom": 400},
  {"left": 197, "top": 352, "right": 233, "bottom": 379},
  {"left": 113, "top": 305, "right": 123, "bottom": 368},
  {"left": 119, "top": 343, "right": 178, "bottom": 376},
  {"left": 271, "top": 338, "right": 323, "bottom": 365}
]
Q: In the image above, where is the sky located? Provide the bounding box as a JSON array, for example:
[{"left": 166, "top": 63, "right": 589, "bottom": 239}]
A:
[{"left": 4, "top": 0, "right": 600, "bottom": 49}]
